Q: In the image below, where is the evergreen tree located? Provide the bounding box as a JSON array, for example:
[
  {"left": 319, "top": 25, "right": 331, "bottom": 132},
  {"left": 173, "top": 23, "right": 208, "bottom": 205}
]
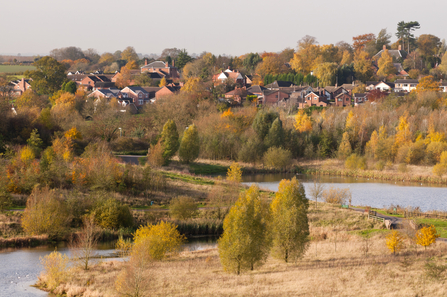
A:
[
  {"left": 176, "top": 49, "right": 193, "bottom": 69},
  {"left": 319, "top": 130, "right": 333, "bottom": 158},
  {"left": 218, "top": 185, "right": 270, "bottom": 274},
  {"left": 62, "top": 81, "right": 77, "bottom": 94},
  {"left": 27, "top": 128, "right": 43, "bottom": 157},
  {"left": 178, "top": 124, "right": 199, "bottom": 164},
  {"left": 160, "top": 119, "right": 179, "bottom": 164},
  {"left": 270, "top": 177, "right": 309, "bottom": 263},
  {"left": 264, "top": 118, "right": 284, "bottom": 148},
  {"left": 252, "top": 110, "right": 279, "bottom": 141}
]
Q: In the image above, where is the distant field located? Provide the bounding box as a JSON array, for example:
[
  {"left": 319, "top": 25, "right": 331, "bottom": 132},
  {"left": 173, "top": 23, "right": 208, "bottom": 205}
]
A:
[{"left": 0, "top": 65, "right": 36, "bottom": 73}]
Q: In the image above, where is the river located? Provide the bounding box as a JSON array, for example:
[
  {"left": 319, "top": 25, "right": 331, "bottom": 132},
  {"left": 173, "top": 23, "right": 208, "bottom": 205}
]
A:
[
  {"left": 0, "top": 238, "right": 217, "bottom": 297},
  {"left": 242, "top": 173, "right": 447, "bottom": 212}
]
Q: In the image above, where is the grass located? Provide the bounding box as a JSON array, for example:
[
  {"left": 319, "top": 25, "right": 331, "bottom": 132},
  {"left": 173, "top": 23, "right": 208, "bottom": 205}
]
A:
[
  {"left": 372, "top": 208, "right": 404, "bottom": 218},
  {"left": 113, "top": 150, "right": 148, "bottom": 156},
  {"left": 189, "top": 162, "right": 228, "bottom": 175},
  {"left": 417, "top": 218, "right": 447, "bottom": 238},
  {"left": 0, "top": 65, "right": 36, "bottom": 73},
  {"left": 162, "top": 171, "right": 215, "bottom": 185}
]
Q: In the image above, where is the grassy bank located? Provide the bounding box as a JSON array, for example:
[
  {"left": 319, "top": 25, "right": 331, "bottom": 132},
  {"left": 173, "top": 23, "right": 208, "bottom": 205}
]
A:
[
  {"left": 38, "top": 203, "right": 447, "bottom": 296},
  {"left": 301, "top": 158, "right": 447, "bottom": 185}
]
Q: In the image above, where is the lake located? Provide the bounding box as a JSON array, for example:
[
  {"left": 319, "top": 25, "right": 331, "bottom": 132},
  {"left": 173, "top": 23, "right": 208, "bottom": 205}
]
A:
[{"left": 242, "top": 173, "right": 447, "bottom": 212}]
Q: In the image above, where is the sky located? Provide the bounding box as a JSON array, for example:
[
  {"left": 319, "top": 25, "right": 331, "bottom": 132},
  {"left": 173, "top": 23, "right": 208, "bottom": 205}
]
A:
[{"left": 2, "top": 0, "right": 447, "bottom": 57}]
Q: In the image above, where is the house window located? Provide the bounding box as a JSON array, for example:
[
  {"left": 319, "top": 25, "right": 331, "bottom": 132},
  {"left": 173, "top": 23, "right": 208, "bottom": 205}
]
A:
[
  {"left": 139, "top": 99, "right": 143, "bottom": 105},
  {"left": 138, "top": 93, "right": 143, "bottom": 98},
  {"left": 338, "top": 98, "right": 342, "bottom": 102}
]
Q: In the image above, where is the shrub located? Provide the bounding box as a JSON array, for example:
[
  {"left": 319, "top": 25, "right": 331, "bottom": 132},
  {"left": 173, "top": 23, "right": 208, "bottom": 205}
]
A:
[
  {"left": 263, "top": 147, "right": 292, "bottom": 171},
  {"left": 22, "top": 187, "right": 69, "bottom": 237},
  {"left": 397, "top": 163, "right": 408, "bottom": 173},
  {"left": 133, "top": 221, "right": 185, "bottom": 260},
  {"left": 92, "top": 197, "right": 134, "bottom": 230},
  {"left": 169, "top": 196, "right": 198, "bottom": 220},
  {"left": 147, "top": 140, "right": 164, "bottom": 168},
  {"left": 226, "top": 162, "right": 242, "bottom": 183},
  {"left": 39, "top": 251, "right": 70, "bottom": 291},
  {"left": 345, "top": 154, "right": 367, "bottom": 170},
  {"left": 375, "top": 160, "right": 385, "bottom": 171},
  {"left": 178, "top": 124, "right": 200, "bottom": 164},
  {"left": 322, "top": 187, "right": 351, "bottom": 205}
]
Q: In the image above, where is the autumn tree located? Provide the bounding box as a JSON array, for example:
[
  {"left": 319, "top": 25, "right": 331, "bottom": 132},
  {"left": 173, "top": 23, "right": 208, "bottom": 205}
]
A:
[
  {"left": 386, "top": 230, "right": 405, "bottom": 255},
  {"left": 22, "top": 187, "right": 69, "bottom": 237},
  {"left": 227, "top": 162, "right": 242, "bottom": 183},
  {"left": 160, "top": 119, "right": 179, "bottom": 164},
  {"left": 352, "top": 33, "right": 376, "bottom": 52},
  {"left": 309, "top": 180, "right": 325, "bottom": 208},
  {"left": 218, "top": 184, "right": 270, "bottom": 274},
  {"left": 417, "top": 34, "right": 441, "bottom": 57},
  {"left": 433, "top": 151, "right": 447, "bottom": 176},
  {"left": 15, "top": 89, "right": 48, "bottom": 109},
  {"left": 377, "top": 50, "right": 397, "bottom": 77},
  {"left": 294, "top": 110, "right": 312, "bottom": 133},
  {"left": 338, "top": 132, "right": 352, "bottom": 160},
  {"left": 133, "top": 221, "right": 185, "bottom": 260},
  {"left": 416, "top": 225, "right": 440, "bottom": 250},
  {"left": 314, "top": 62, "right": 337, "bottom": 87},
  {"left": 353, "top": 51, "right": 374, "bottom": 82},
  {"left": 121, "top": 46, "right": 139, "bottom": 62},
  {"left": 70, "top": 216, "right": 99, "bottom": 270},
  {"left": 159, "top": 77, "right": 167, "bottom": 87},
  {"left": 169, "top": 196, "right": 198, "bottom": 220},
  {"left": 178, "top": 124, "right": 200, "bottom": 164},
  {"left": 39, "top": 251, "right": 70, "bottom": 291},
  {"left": 415, "top": 75, "right": 440, "bottom": 94},
  {"left": 25, "top": 56, "right": 67, "bottom": 95},
  {"left": 290, "top": 35, "right": 322, "bottom": 74},
  {"left": 270, "top": 177, "right": 309, "bottom": 263}
]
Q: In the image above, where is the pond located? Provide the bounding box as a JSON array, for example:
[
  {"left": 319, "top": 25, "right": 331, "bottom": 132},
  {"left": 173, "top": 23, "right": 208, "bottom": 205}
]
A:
[
  {"left": 242, "top": 173, "right": 447, "bottom": 212},
  {"left": 0, "top": 237, "right": 217, "bottom": 296}
]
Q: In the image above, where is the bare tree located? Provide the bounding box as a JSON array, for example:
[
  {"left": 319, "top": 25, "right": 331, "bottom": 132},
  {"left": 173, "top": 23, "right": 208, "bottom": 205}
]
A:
[
  {"left": 70, "top": 216, "right": 100, "bottom": 270},
  {"left": 309, "top": 180, "right": 325, "bottom": 209}
]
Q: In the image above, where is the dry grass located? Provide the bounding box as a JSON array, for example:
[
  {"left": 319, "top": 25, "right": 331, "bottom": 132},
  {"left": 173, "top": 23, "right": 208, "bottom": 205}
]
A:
[
  {"left": 46, "top": 237, "right": 447, "bottom": 297},
  {"left": 39, "top": 204, "right": 447, "bottom": 296}
]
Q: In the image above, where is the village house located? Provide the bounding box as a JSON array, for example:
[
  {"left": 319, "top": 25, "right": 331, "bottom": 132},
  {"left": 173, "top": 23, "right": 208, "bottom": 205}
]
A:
[
  {"left": 79, "top": 75, "right": 115, "bottom": 90},
  {"left": 324, "top": 86, "right": 348, "bottom": 100},
  {"left": 394, "top": 79, "right": 419, "bottom": 92},
  {"left": 334, "top": 93, "right": 352, "bottom": 107},
  {"left": 262, "top": 90, "right": 289, "bottom": 106},
  {"left": 298, "top": 90, "right": 328, "bottom": 109},
  {"left": 140, "top": 60, "right": 180, "bottom": 80},
  {"left": 353, "top": 93, "right": 368, "bottom": 106},
  {"left": 88, "top": 88, "right": 121, "bottom": 100},
  {"left": 440, "top": 80, "right": 447, "bottom": 92},
  {"left": 155, "top": 85, "right": 181, "bottom": 100},
  {"left": 10, "top": 78, "right": 32, "bottom": 96},
  {"left": 212, "top": 67, "right": 245, "bottom": 86},
  {"left": 224, "top": 87, "right": 252, "bottom": 104}
]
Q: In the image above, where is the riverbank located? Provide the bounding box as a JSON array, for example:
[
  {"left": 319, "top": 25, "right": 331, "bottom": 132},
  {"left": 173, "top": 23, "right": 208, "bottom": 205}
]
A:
[
  {"left": 37, "top": 203, "right": 447, "bottom": 296},
  {"left": 300, "top": 158, "right": 447, "bottom": 185}
]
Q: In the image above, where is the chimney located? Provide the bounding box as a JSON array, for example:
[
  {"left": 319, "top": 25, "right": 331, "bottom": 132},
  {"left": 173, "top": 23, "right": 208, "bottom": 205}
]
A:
[
  {"left": 228, "top": 66, "right": 231, "bottom": 70},
  {"left": 383, "top": 45, "right": 386, "bottom": 50},
  {"left": 166, "top": 62, "right": 169, "bottom": 67},
  {"left": 145, "top": 59, "right": 148, "bottom": 66},
  {"left": 172, "top": 60, "right": 175, "bottom": 67},
  {"left": 398, "top": 45, "right": 402, "bottom": 51}
]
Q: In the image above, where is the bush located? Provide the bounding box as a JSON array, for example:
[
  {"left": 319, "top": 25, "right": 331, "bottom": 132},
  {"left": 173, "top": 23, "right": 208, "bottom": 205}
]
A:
[
  {"left": 147, "top": 140, "right": 164, "bottom": 168},
  {"left": 92, "top": 197, "right": 134, "bottom": 230},
  {"left": 375, "top": 160, "right": 385, "bottom": 171},
  {"left": 345, "top": 154, "right": 367, "bottom": 170},
  {"left": 169, "top": 196, "right": 198, "bottom": 220},
  {"left": 322, "top": 187, "right": 352, "bottom": 205},
  {"left": 39, "top": 251, "right": 70, "bottom": 291},
  {"left": 22, "top": 187, "right": 70, "bottom": 237},
  {"left": 263, "top": 147, "right": 292, "bottom": 171},
  {"left": 133, "top": 221, "right": 185, "bottom": 260}
]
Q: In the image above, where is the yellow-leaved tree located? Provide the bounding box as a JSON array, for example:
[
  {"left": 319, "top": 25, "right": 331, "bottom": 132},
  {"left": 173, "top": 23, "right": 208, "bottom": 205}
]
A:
[
  {"left": 270, "top": 177, "right": 309, "bottom": 263},
  {"left": 39, "top": 251, "right": 70, "bottom": 291},
  {"left": 433, "top": 151, "right": 447, "bottom": 177},
  {"left": 377, "top": 49, "right": 397, "bottom": 77},
  {"left": 415, "top": 225, "right": 440, "bottom": 250},
  {"left": 294, "top": 110, "right": 312, "bottom": 133},
  {"left": 133, "top": 221, "right": 185, "bottom": 260},
  {"left": 218, "top": 184, "right": 270, "bottom": 274},
  {"left": 227, "top": 162, "right": 242, "bottom": 183},
  {"left": 159, "top": 77, "right": 167, "bottom": 87},
  {"left": 386, "top": 230, "right": 405, "bottom": 255},
  {"left": 338, "top": 132, "right": 352, "bottom": 160}
]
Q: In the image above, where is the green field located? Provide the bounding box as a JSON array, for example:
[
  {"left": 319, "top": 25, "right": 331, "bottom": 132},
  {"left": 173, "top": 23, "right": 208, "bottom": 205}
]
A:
[{"left": 0, "top": 65, "right": 36, "bottom": 73}]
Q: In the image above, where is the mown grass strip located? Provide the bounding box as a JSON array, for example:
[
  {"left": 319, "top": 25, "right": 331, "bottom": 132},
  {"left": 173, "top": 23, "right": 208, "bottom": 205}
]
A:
[{"left": 162, "top": 172, "right": 215, "bottom": 185}]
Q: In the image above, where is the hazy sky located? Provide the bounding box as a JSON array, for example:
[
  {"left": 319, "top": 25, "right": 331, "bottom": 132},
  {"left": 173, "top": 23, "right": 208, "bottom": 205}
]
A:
[{"left": 2, "top": 0, "right": 446, "bottom": 56}]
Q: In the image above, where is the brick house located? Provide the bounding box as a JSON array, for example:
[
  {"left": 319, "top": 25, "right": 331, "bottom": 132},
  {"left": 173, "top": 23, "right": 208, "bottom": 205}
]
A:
[
  {"left": 225, "top": 87, "right": 252, "bottom": 103},
  {"left": 88, "top": 88, "right": 121, "bottom": 100},
  {"left": 120, "top": 86, "right": 152, "bottom": 106},
  {"left": 353, "top": 93, "right": 368, "bottom": 106},
  {"left": 10, "top": 78, "right": 32, "bottom": 96},
  {"left": 334, "top": 93, "right": 352, "bottom": 107},
  {"left": 155, "top": 86, "right": 181, "bottom": 100},
  {"left": 298, "top": 91, "right": 329, "bottom": 108},
  {"left": 324, "top": 86, "right": 347, "bottom": 100},
  {"left": 140, "top": 60, "right": 180, "bottom": 80},
  {"left": 80, "top": 75, "right": 114, "bottom": 90},
  {"left": 262, "top": 90, "right": 289, "bottom": 105}
]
